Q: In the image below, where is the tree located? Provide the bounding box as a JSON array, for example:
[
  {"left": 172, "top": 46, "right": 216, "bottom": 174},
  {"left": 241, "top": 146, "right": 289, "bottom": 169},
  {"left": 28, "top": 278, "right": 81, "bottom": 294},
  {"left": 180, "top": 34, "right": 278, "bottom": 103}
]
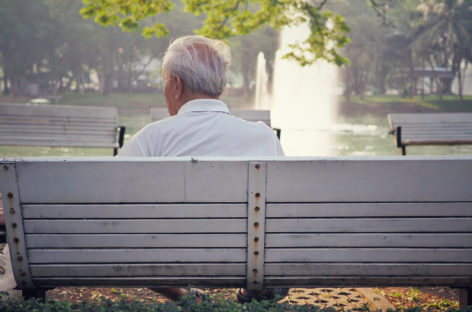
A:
[
  {"left": 229, "top": 27, "right": 278, "bottom": 101},
  {"left": 0, "top": 0, "right": 58, "bottom": 96},
  {"left": 411, "top": 0, "right": 472, "bottom": 97},
  {"left": 80, "top": 0, "right": 350, "bottom": 67}
]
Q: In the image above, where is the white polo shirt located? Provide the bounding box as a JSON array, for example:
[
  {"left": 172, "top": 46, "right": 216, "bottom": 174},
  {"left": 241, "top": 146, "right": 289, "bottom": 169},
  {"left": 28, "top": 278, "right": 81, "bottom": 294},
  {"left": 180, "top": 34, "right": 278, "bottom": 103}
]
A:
[{"left": 119, "top": 99, "right": 284, "bottom": 157}]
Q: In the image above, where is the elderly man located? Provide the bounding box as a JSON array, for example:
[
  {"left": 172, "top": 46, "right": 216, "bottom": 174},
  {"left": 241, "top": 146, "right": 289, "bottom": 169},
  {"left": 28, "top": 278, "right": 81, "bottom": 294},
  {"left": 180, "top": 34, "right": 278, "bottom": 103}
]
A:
[{"left": 119, "top": 35, "right": 287, "bottom": 302}]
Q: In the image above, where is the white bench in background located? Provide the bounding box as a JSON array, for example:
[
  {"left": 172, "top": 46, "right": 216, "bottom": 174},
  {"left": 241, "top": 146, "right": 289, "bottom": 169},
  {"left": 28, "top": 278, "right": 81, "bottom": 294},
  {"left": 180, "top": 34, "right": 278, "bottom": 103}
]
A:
[
  {"left": 0, "top": 103, "right": 125, "bottom": 155},
  {"left": 151, "top": 107, "right": 281, "bottom": 138},
  {"left": 388, "top": 113, "right": 472, "bottom": 155},
  {"left": 0, "top": 156, "right": 471, "bottom": 308}
]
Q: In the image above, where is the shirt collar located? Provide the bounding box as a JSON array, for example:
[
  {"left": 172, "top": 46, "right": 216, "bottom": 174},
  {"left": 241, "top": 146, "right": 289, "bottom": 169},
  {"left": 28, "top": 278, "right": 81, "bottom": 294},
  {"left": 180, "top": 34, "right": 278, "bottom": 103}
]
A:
[{"left": 177, "top": 99, "right": 230, "bottom": 115}]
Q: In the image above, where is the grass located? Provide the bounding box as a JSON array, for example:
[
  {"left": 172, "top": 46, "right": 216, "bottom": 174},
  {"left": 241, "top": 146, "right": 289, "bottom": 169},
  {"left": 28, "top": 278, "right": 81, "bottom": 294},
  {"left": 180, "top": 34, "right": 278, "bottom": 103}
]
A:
[
  {"left": 348, "top": 94, "right": 472, "bottom": 112},
  {"left": 0, "top": 90, "right": 250, "bottom": 109},
  {"left": 55, "top": 92, "right": 166, "bottom": 108},
  {"left": 0, "top": 292, "right": 469, "bottom": 312}
]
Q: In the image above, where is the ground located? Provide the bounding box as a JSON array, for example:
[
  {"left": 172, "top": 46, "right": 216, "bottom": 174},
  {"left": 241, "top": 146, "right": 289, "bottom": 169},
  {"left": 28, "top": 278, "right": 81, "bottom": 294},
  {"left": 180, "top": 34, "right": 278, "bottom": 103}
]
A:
[
  {"left": 43, "top": 286, "right": 461, "bottom": 311},
  {"left": 380, "top": 287, "right": 459, "bottom": 311}
]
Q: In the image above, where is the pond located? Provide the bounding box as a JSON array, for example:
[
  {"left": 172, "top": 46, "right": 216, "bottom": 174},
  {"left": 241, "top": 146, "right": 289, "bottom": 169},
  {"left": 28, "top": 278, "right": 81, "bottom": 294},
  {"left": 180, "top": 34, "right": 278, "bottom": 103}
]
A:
[{"left": 278, "top": 113, "right": 472, "bottom": 157}]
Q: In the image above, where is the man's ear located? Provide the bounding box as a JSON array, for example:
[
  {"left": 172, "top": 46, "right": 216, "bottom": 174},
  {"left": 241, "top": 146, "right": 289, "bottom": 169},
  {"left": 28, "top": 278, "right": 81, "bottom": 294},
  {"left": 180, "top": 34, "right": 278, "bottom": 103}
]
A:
[{"left": 173, "top": 75, "right": 184, "bottom": 100}]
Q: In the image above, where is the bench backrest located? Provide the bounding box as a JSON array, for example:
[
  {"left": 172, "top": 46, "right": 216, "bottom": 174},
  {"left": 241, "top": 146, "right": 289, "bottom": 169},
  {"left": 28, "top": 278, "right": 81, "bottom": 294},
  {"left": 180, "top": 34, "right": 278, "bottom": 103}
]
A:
[
  {"left": 0, "top": 103, "right": 122, "bottom": 149},
  {"left": 388, "top": 113, "right": 472, "bottom": 146},
  {"left": 1, "top": 157, "right": 471, "bottom": 291},
  {"left": 151, "top": 107, "right": 272, "bottom": 126}
]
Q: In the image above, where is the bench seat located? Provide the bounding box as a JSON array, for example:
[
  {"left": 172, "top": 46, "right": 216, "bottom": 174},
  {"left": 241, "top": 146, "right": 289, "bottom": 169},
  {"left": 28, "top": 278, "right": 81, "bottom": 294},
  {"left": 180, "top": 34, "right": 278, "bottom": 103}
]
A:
[
  {"left": 0, "top": 157, "right": 471, "bottom": 306},
  {"left": 0, "top": 103, "right": 125, "bottom": 155},
  {"left": 388, "top": 113, "right": 472, "bottom": 155}
]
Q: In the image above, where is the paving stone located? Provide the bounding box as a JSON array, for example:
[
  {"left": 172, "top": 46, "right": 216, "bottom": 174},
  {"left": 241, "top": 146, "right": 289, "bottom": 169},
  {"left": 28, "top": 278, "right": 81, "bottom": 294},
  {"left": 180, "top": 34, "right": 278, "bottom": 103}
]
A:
[{"left": 280, "top": 288, "right": 374, "bottom": 311}]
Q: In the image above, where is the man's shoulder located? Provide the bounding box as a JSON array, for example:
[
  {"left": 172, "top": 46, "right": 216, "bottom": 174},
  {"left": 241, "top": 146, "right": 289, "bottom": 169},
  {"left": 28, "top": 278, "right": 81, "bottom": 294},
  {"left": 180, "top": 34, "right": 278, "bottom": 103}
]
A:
[
  {"left": 144, "top": 115, "right": 179, "bottom": 131},
  {"left": 229, "top": 116, "right": 274, "bottom": 133}
]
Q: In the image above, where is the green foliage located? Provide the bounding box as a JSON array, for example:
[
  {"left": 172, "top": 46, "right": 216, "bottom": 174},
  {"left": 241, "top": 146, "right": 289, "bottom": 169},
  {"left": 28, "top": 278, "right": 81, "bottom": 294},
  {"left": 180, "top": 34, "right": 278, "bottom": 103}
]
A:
[
  {"left": 0, "top": 0, "right": 59, "bottom": 95},
  {"left": 80, "top": 0, "right": 350, "bottom": 66},
  {"left": 284, "top": 7, "right": 350, "bottom": 66},
  {"left": 407, "top": 287, "right": 422, "bottom": 302},
  {"left": 80, "top": 0, "right": 173, "bottom": 38}
]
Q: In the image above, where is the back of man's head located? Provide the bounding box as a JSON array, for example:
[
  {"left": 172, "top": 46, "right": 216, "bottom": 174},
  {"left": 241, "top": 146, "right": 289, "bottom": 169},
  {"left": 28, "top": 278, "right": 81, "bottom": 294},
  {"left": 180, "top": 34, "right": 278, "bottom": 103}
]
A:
[{"left": 162, "top": 36, "right": 231, "bottom": 97}]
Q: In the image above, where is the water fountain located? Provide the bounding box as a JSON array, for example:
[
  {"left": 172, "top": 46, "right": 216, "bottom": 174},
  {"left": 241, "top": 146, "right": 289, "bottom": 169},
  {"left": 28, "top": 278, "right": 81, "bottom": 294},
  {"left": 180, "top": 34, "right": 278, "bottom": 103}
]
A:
[
  {"left": 270, "top": 25, "right": 340, "bottom": 156},
  {"left": 254, "top": 23, "right": 388, "bottom": 156},
  {"left": 254, "top": 52, "right": 270, "bottom": 110}
]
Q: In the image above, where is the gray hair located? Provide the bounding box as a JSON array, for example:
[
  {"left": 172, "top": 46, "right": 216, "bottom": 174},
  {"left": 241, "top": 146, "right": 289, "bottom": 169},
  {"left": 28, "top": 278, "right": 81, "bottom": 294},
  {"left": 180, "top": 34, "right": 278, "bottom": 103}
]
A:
[{"left": 162, "top": 36, "right": 231, "bottom": 97}]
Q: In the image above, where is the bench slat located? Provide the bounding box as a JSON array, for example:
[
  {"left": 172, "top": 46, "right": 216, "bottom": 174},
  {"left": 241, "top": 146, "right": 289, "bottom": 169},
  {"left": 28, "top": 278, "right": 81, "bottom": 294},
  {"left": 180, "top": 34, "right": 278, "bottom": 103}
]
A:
[
  {"left": 29, "top": 263, "right": 472, "bottom": 278},
  {"left": 0, "top": 128, "right": 118, "bottom": 136},
  {"left": 266, "top": 158, "right": 472, "bottom": 202},
  {"left": 391, "top": 123, "right": 472, "bottom": 129},
  {"left": 266, "top": 218, "right": 472, "bottom": 233},
  {"left": 0, "top": 103, "right": 118, "bottom": 119},
  {"left": 266, "top": 233, "right": 472, "bottom": 248},
  {"left": 395, "top": 126, "right": 472, "bottom": 131},
  {"left": 22, "top": 204, "right": 247, "bottom": 219},
  {"left": 0, "top": 117, "right": 117, "bottom": 125},
  {"left": 0, "top": 140, "right": 118, "bottom": 148},
  {"left": 15, "top": 158, "right": 472, "bottom": 203},
  {"left": 32, "top": 276, "right": 471, "bottom": 288},
  {"left": 0, "top": 125, "right": 118, "bottom": 133},
  {"left": 26, "top": 234, "right": 247, "bottom": 248},
  {"left": 0, "top": 135, "right": 117, "bottom": 142},
  {"left": 402, "top": 139, "right": 472, "bottom": 145},
  {"left": 28, "top": 249, "right": 246, "bottom": 264},
  {"left": 389, "top": 113, "right": 472, "bottom": 124},
  {"left": 32, "top": 277, "right": 246, "bottom": 288},
  {"left": 264, "top": 276, "right": 472, "bottom": 287},
  {"left": 265, "top": 248, "right": 472, "bottom": 263},
  {"left": 24, "top": 219, "right": 247, "bottom": 234},
  {"left": 265, "top": 264, "right": 472, "bottom": 276},
  {"left": 266, "top": 203, "right": 472, "bottom": 217},
  {"left": 17, "top": 160, "right": 248, "bottom": 203},
  {"left": 401, "top": 133, "right": 472, "bottom": 138},
  {"left": 30, "top": 264, "right": 245, "bottom": 277}
]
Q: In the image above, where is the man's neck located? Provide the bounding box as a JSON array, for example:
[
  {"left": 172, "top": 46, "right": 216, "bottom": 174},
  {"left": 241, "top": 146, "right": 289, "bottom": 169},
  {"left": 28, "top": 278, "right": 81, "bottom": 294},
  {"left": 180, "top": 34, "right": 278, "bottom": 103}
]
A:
[{"left": 182, "top": 93, "right": 219, "bottom": 104}]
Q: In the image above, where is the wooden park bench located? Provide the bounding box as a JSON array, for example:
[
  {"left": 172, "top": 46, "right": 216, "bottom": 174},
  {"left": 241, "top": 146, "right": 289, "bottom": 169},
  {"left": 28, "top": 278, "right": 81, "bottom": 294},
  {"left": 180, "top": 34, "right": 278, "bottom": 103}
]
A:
[
  {"left": 151, "top": 107, "right": 281, "bottom": 138},
  {"left": 388, "top": 113, "right": 472, "bottom": 155},
  {"left": 0, "top": 103, "right": 126, "bottom": 156},
  {"left": 0, "top": 156, "right": 471, "bottom": 308}
]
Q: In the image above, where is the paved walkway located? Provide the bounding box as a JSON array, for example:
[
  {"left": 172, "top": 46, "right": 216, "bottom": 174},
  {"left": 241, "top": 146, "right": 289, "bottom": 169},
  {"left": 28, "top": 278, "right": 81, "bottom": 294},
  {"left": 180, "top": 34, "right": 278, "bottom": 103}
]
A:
[{"left": 281, "top": 287, "right": 394, "bottom": 311}]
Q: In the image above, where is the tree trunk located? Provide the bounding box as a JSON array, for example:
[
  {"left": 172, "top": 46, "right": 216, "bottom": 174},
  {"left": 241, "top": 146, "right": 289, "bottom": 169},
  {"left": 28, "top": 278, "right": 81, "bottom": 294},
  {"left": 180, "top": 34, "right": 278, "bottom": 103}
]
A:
[
  {"left": 241, "top": 53, "right": 250, "bottom": 101},
  {"left": 3, "top": 72, "right": 9, "bottom": 96},
  {"left": 440, "top": 77, "right": 453, "bottom": 94},
  {"left": 98, "top": 69, "right": 113, "bottom": 96},
  {"left": 10, "top": 77, "right": 23, "bottom": 97},
  {"left": 458, "top": 61, "right": 468, "bottom": 102}
]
